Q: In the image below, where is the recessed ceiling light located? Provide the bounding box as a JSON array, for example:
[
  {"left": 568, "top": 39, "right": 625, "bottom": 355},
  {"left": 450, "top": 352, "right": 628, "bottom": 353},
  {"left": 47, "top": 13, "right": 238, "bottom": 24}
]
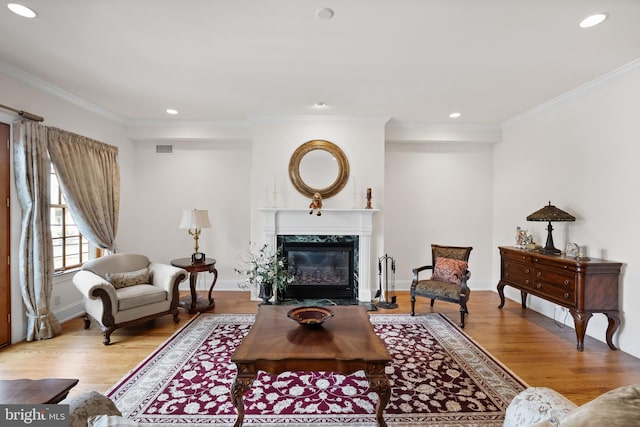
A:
[
  {"left": 166, "top": 109, "right": 178, "bottom": 115},
  {"left": 7, "top": 3, "right": 37, "bottom": 18},
  {"left": 579, "top": 13, "right": 608, "bottom": 28},
  {"left": 315, "top": 8, "right": 334, "bottom": 20},
  {"left": 449, "top": 112, "right": 461, "bottom": 118}
]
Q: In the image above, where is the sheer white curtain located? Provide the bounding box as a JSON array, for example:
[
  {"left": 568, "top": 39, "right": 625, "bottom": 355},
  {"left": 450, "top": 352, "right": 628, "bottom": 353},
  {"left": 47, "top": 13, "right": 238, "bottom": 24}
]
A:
[
  {"left": 47, "top": 127, "right": 120, "bottom": 252},
  {"left": 13, "top": 121, "right": 61, "bottom": 340}
]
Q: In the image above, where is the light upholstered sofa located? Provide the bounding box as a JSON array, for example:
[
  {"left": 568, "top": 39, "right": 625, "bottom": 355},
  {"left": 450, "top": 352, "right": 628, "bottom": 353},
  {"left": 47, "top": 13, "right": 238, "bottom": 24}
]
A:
[
  {"left": 503, "top": 384, "right": 640, "bottom": 426},
  {"left": 73, "top": 253, "right": 187, "bottom": 345},
  {"left": 63, "top": 384, "right": 640, "bottom": 427}
]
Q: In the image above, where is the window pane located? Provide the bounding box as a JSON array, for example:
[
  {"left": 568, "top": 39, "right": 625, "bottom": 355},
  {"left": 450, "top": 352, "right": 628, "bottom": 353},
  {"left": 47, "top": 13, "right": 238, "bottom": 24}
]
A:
[
  {"left": 50, "top": 167, "right": 98, "bottom": 272},
  {"left": 52, "top": 238, "right": 63, "bottom": 270},
  {"left": 65, "top": 224, "right": 80, "bottom": 238},
  {"left": 50, "top": 176, "right": 60, "bottom": 204},
  {"left": 65, "top": 253, "right": 81, "bottom": 268},
  {"left": 50, "top": 208, "right": 63, "bottom": 238}
]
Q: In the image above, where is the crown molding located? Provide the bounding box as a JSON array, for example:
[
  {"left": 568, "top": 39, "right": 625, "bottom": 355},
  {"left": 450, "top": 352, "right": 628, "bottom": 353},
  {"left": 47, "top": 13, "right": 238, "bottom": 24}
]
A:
[
  {"left": 503, "top": 58, "right": 640, "bottom": 128},
  {"left": 385, "top": 122, "right": 502, "bottom": 144},
  {"left": 125, "top": 120, "right": 252, "bottom": 141},
  {"left": 0, "top": 59, "right": 124, "bottom": 124},
  {"left": 249, "top": 115, "right": 391, "bottom": 126}
]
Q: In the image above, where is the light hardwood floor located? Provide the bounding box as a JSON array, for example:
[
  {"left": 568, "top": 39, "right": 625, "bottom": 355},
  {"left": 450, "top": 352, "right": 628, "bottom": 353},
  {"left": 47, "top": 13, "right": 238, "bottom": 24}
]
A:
[{"left": 0, "top": 290, "right": 639, "bottom": 406}]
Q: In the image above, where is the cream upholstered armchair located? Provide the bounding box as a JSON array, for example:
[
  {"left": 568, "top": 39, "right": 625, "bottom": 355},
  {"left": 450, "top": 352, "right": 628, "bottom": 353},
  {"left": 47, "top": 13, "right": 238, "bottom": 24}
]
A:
[
  {"left": 410, "top": 244, "right": 473, "bottom": 328},
  {"left": 73, "top": 253, "right": 188, "bottom": 345}
]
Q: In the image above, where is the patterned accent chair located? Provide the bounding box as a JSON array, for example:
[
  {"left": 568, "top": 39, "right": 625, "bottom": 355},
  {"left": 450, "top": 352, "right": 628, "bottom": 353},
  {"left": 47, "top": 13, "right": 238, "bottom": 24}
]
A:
[
  {"left": 73, "top": 253, "right": 188, "bottom": 345},
  {"left": 410, "top": 244, "right": 473, "bottom": 327}
]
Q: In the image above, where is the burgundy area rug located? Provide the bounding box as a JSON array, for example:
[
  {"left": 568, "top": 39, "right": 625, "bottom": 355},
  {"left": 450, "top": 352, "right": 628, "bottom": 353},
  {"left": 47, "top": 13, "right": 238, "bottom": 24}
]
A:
[{"left": 107, "top": 313, "right": 526, "bottom": 426}]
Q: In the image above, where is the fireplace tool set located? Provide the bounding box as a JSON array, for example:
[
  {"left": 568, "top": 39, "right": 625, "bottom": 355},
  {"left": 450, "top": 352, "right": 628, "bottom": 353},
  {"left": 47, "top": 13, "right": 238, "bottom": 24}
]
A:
[{"left": 376, "top": 254, "right": 398, "bottom": 309}]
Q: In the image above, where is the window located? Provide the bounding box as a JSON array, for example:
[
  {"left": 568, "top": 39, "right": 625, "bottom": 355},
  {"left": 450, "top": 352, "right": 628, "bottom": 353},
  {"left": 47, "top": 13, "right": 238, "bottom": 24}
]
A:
[{"left": 50, "top": 165, "right": 99, "bottom": 271}]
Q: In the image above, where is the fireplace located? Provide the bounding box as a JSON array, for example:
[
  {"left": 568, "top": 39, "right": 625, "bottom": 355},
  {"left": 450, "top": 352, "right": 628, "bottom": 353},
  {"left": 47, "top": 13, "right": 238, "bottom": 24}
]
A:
[
  {"left": 261, "top": 208, "right": 379, "bottom": 302},
  {"left": 278, "top": 236, "right": 357, "bottom": 300}
]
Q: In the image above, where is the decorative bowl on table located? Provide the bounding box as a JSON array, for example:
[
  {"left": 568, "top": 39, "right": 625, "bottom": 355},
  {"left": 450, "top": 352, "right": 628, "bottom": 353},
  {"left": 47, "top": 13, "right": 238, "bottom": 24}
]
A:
[{"left": 287, "top": 306, "right": 334, "bottom": 328}]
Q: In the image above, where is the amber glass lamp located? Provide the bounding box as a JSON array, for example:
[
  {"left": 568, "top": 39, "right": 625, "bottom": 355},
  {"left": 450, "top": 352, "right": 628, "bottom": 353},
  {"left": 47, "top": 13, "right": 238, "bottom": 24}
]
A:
[{"left": 526, "top": 202, "right": 575, "bottom": 255}]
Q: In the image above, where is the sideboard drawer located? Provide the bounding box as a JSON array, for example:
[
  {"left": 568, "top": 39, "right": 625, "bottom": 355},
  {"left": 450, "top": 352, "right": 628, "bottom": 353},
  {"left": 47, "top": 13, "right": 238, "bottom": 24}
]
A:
[
  {"left": 531, "top": 281, "right": 575, "bottom": 308},
  {"left": 534, "top": 268, "right": 577, "bottom": 290},
  {"left": 503, "top": 260, "right": 533, "bottom": 287}
]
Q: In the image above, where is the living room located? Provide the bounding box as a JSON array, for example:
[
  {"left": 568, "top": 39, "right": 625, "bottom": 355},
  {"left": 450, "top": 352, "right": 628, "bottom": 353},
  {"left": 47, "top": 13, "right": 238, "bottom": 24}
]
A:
[{"left": 1, "top": 2, "right": 640, "bottom": 424}]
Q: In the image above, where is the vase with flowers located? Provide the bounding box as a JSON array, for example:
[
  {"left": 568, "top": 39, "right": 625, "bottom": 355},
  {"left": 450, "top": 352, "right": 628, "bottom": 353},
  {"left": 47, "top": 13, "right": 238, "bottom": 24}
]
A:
[{"left": 235, "top": 243, "right": 293, "bottom": 305}]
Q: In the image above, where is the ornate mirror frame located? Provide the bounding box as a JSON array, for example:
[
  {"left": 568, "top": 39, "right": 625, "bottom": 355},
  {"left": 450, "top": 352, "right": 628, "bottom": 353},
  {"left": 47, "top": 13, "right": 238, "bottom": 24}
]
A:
[{"left": 288, "top": 139, "right": 350, "bottom": 199}]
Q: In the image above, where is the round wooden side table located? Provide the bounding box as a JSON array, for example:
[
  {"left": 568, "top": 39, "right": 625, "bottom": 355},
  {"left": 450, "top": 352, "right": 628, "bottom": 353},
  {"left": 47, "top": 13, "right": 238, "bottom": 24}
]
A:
[{"left": 171, "top": 258, "right": 218, "bottom": 313}]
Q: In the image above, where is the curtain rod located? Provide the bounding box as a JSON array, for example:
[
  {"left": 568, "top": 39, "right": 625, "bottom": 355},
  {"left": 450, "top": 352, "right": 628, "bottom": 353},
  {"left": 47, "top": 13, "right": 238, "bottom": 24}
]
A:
[{"left": 0, "top": 103, "right": 44, "bottom": 122}]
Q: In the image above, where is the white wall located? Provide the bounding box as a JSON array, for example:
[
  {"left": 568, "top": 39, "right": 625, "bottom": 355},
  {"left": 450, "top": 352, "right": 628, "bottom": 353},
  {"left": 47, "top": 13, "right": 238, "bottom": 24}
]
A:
[
  {"left": 130, "top": 140, "right": 252, "bottom": 291},
  {"left": 493, "top": 63, "right": 640, "bottom": 357},
  {"left": 385, "top": 142, "right": 494, "bottom": 291}
]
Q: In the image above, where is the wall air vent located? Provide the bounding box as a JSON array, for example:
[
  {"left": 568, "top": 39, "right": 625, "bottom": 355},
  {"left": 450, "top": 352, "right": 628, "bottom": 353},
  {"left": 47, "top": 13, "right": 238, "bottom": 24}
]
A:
[{"left": 156, "top": 144, "right": 173, "bottom": 154}]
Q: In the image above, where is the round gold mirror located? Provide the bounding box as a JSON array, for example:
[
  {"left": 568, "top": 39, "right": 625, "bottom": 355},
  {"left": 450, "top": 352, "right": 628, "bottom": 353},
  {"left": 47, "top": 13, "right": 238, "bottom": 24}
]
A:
[{"left": 288, "top": 140, "right": 349, "bottom": 199}]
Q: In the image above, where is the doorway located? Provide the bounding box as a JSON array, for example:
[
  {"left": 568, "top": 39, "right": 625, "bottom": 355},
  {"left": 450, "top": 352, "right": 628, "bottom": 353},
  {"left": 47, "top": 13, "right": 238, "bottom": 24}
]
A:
[{"left": 0, "top": 122, "right": 10, "bottom": 347}]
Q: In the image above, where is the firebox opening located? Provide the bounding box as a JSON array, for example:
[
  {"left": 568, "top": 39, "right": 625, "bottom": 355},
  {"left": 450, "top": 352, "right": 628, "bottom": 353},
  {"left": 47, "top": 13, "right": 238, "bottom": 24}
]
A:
[{"left": 279, "top": 239, "right": 356, "bottom": 301}]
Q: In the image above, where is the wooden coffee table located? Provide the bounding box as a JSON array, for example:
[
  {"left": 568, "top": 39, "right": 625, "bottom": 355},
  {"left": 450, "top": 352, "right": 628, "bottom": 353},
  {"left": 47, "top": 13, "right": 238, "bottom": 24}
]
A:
[
  {"left": 0, "top": 378, "right": 79, "bottom": 404},
  {"left": 230, "top": 305, "right": 392, "bottom": 427}
]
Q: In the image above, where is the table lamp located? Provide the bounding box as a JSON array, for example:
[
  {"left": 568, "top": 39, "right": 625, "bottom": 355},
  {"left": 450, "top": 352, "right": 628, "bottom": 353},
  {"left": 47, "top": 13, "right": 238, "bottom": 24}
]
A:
[
  {"left": 179, "top": 209, "right": 212, "bottom": 263},
  {"left": 526, "top": 201, "right": 575, "bottom": 255}
]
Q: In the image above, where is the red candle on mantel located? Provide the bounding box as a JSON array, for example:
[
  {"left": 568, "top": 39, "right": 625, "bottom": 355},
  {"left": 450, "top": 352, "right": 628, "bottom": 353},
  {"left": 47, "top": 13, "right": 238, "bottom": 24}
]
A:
[{"left": 366, "top": 188, "right": 372, "bottom": 209}]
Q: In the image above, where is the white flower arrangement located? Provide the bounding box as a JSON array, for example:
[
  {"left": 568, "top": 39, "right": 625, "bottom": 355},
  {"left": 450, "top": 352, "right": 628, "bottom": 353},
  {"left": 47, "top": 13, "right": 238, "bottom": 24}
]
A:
[{"left": 235, "top": 243, "right": 293, "bottom": 292}]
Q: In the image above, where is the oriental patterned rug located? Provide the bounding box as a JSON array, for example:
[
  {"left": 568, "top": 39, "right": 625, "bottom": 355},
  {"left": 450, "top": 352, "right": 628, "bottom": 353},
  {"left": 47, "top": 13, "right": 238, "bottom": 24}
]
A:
[{"left": 107, "top": 313, "right": 526, "bottom": 426}]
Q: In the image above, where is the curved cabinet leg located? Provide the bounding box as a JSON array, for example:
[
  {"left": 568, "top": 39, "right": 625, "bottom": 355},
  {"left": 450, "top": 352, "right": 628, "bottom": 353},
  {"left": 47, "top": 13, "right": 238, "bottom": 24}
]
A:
[
  {"left": 520, "top": 291, "right": 527, "bottom": 308},
  {"left": 605, "top": 312, "right": 620, "bottom": 350},
  {"left": 569, "top": 310, "right": 593, "bottom": 352},
  {"left": 497, "top": 282, "right": 506, "bottom": 308}
]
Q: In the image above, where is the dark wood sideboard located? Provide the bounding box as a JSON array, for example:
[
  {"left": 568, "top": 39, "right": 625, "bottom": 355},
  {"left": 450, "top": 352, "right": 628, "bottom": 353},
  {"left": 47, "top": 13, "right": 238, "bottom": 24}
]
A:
[{"left": 497, "top": 246, "right": 621, "bottom": 351}]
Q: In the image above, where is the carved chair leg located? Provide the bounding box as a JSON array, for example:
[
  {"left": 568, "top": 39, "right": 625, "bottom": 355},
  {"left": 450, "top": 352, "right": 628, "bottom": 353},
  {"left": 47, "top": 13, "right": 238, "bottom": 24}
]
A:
[
  {"left": 102, "top": 328, "right": 115, "bottom": 346},
  {"left": 410, "top": 294, "right": 416, "bottom": 316},
  {"left": 172, "top": 310, "right": 180, "bottom": 323},
  {"left": 459, "top": 302, "right": 468, "bottom": 328},
  {"left": 82, "top": 315, "right": 91, "bottom": 329}
]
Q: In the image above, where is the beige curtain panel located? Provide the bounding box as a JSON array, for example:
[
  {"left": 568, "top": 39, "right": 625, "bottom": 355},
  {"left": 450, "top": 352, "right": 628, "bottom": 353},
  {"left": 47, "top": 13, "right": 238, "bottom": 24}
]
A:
[
  {"left": 13, "top": 121, "right": 62, "bottom": 341},
  {"left": 47, "top": 128, "right": 120, "bottom": 252}
]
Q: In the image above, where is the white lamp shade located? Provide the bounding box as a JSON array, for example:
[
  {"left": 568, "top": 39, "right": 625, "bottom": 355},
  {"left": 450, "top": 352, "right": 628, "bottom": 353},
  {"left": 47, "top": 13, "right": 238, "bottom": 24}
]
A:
[{"left": 179, "top": 209, "right": 212, "bottom": 229}]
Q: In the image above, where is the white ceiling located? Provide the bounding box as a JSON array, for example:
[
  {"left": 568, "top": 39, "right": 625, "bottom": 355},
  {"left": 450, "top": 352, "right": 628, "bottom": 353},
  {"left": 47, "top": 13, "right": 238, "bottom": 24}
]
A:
[{"left": 1, "top": 0, "right": 639, "bottom": 127}]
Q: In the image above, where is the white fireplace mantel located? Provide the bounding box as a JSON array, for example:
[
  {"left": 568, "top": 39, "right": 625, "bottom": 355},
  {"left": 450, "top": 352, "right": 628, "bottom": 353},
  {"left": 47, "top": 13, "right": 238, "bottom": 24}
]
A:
[{"left": 260, "top": 208, "right": 380, "bottom": 302}]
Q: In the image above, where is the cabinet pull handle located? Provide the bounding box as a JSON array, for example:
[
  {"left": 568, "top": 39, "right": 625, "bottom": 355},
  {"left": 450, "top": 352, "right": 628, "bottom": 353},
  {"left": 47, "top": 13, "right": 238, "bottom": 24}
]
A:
[
  {"left": 536, "top": 283, "right": 542, "bottom": 289},
  {"left": 564, "top": 293, "right": 570, "bottom": 299},
  {"left": 525, "top": 269, "right": 530, "bottom": 273},
  {"left": 525, "top": 280, "right": 530, "bottom": 285},
  {"left": 564, "top": 280, "right": 570, "bottom": 285},
  {"left": 536, "top": 272, "right": 542, "bottom": 278}
]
